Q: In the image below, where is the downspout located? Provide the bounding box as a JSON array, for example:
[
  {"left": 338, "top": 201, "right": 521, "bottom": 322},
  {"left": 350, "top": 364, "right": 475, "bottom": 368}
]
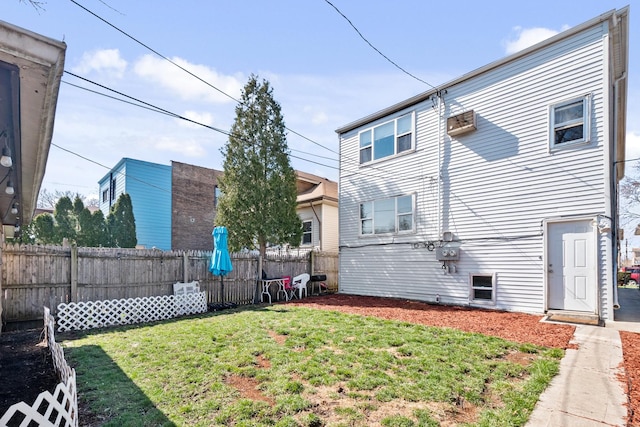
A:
[
  {"left": 611, "top": 73, "right": 626, "bottom": 311},
  {"left": 610, "top": 10, "right": 627, "bottom": 311},
  {"left": 437, "top": 93, "right": 443, "bottom": 239}
]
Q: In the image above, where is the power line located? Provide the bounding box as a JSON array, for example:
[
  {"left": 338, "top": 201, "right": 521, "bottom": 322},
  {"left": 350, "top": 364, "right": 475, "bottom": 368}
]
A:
[
  {"left": 69, "top": 0, "right": 332, "bottom": 154},
  {"left": 67, "top": 0, "right": 402, "bottom": 180},
  {"left": 323, "top": 0, "right": 436, "bottom": 89},
  {"left": 62, "top": 72, "right": 404, "bottom": 182},
  {"left": 68, "top": 0, "right": 239, "bottom": 104}
]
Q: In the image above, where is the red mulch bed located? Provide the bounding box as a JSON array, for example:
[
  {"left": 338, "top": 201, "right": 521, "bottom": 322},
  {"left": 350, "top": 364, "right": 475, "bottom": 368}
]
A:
[
  {"left": 288, "top": 294, "right": 576, "bottom": 348},
  {"left": 621, "top": 331, "right": 640, "bottom": 426},
  {"left": 1, "top": 293, "right": 638, "bottom": 426}
]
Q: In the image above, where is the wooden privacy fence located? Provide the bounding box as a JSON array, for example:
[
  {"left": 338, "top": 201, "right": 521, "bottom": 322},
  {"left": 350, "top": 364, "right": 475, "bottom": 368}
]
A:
[{"left": 0, "top": 244, "right": 338, "bottom": 324}]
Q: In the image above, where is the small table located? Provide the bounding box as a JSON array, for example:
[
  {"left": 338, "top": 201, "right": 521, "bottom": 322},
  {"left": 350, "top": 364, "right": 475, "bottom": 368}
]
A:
[{"left": 260, "top": 278, "right": 288, "bottom": 303}]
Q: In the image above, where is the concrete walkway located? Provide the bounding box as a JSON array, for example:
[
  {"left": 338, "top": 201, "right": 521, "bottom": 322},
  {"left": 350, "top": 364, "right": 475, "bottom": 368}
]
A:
[{"left": 527, "top": 287, "right": 640, "bottom": 426}]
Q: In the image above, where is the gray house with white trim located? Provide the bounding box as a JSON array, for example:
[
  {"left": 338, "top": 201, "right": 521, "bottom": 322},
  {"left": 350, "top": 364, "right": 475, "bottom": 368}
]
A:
[{"left": 336, "top": 8, "right": 629, "bottom": 322}]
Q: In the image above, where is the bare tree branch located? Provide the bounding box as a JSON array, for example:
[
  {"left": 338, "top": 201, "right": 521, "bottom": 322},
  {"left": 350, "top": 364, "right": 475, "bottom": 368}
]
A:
[{"left": 18, "top": 0, "right": 46, "bottom": 11}]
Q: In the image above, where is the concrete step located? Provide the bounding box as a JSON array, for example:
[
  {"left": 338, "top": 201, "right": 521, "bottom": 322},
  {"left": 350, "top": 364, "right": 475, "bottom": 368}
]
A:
[{"left": 545, "top": 310, "right": 601, "bottom": 326}]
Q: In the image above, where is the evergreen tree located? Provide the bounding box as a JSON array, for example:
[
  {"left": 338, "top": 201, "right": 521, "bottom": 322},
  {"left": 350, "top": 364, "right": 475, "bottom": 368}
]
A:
[
  {"left": 53, "top": 197, "right": 76, "bottom": 243},
  {"left": 216, "top": 74, "right": 302, "bottom": 259},
  {"left": 77, "top": 208, "right": 108, "bottom": 247},
  {"left": 31, "top": 213, "right": 56, "bottom": 244},
  {"left": 107, "top": 193, "right": 137, "bottom": 248}
]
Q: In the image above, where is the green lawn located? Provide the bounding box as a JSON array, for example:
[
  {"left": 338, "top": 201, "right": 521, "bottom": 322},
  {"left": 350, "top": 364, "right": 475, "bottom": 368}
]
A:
[{"left": 61, "top": 305, "right": 562, "bottom": 426}]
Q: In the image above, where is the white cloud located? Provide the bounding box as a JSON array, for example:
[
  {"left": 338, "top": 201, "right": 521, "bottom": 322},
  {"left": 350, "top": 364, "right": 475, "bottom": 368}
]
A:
[
  {"left": 177, "top": 110, "right": 215, "bottom": 129},
  {"left": 302, "top": 106, "right": 329, "bottom": 126},
  {"left": 311, "top": 111, "right": 329, "bottom": 125},
  {"left": 153, "top": 137, "right": 207, "bottom": 158},
  {"left": 503, "top": 25, "right": 570, "bottom": 55},
  {"left": 133, "top": 55, "right": 244, "bottom": 104},
  {"left": 72, "top": 49, "right": 127, "bottom": 78}
]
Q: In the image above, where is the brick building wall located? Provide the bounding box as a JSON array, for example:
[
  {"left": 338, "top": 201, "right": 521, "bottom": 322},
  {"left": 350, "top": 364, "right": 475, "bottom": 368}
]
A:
[{"left": 171, "top": 161, "right": 223, "bottom": 250}]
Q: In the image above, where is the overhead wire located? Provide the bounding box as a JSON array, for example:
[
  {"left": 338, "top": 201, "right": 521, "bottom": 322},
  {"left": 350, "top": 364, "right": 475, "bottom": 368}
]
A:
[
  {"left": 67, "top": 0, "right": 401, "bottom": 179},
  {"left": 68, "top": 0, "right": 240, "bottom": 104},
  {"left": 322, "top": 0, "right": 436, "bottom": 89},
  {"left": 61, "top": 71, "right": 402, "bottom": 182}
]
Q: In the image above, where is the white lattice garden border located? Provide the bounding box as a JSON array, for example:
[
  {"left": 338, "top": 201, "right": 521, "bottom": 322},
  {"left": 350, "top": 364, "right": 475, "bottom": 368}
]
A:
[
  {"left": 56, "top": 292, "right": 207, "bottom": 332},
  {"left": 0, "top": 307, "right": 78, "bottom": 427}
]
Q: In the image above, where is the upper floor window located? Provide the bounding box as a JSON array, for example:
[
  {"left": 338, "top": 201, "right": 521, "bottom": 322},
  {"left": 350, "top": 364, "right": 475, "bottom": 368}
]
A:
[
  {"left": 360, "top": 194, "right": 415, "bottom": 235},
  {"left": 550, "top": 95, "right": 590, "bottom": 149},
  {"left": 359, "top": 113, "right": 414, "bottom": 164},
  {"left": 302, "top": 220, "right": 312, "bottom": 245},
  {"left": 102, "top": 189, "right": 109, "bottom": 203}
]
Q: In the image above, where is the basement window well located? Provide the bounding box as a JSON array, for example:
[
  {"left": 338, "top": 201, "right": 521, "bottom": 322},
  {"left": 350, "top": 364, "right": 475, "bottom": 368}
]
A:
[{"left": 470, "top": 274, "right": 495, "bottom": 304}]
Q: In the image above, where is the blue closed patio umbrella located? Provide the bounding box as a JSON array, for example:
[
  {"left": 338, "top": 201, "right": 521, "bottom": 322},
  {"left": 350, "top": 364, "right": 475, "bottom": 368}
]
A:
[{"left": 209, "top": 226, "right": 233, "bottom": 304}]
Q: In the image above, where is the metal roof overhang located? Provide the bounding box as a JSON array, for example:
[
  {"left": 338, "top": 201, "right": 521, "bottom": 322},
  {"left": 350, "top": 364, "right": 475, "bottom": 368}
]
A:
[{"left": 0, "top": 20, "right": 66, "bottom": 231}]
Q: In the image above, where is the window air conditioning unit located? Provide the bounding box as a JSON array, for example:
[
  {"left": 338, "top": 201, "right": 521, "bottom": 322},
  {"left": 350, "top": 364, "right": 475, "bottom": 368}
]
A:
[{"left": 447, "top": 110, "right": 477, "bottom": 137}]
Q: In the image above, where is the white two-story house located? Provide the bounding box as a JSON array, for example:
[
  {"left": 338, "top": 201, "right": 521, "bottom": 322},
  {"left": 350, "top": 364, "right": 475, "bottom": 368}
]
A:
[{"left": 336, "top": 8, "right": 629, "bottom": 323}]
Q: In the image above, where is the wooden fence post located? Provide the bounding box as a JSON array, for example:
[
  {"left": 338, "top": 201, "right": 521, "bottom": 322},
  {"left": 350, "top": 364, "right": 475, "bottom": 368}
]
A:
[
  {"left": 254, "top": 255, "right": 263, "bottom": 304},
  {"left": 310, "top": 250, "right": 315, "bottom": 275},
  {"left": 70, "top": 245, "right": 78, "bottom": 302},
  {"left": 183, "top": 252, "right": 189, "bottom": 283}
]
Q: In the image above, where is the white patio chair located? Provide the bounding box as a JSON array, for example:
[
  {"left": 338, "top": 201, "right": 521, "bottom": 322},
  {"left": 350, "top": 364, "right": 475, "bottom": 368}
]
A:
[{"left": 291, "top": 273, "right": 310, "bottom": 299}]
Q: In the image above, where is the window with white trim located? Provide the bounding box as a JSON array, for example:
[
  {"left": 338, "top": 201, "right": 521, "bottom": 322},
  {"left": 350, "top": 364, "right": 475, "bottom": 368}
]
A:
[
  {"left": 360, "top": 194, "right": 414, "bottom": 235},
  {"left": 302, "top": 220, "right": 312, "bottom": 245},
  {"left": 470, "top": 274, "right": 495, "bottom": 304},
  {"left": 359, "top": 112, "right": 414, "bottom": 164},
  {"left": 550, "top": 95, "right": 590, "bottom": 148}
]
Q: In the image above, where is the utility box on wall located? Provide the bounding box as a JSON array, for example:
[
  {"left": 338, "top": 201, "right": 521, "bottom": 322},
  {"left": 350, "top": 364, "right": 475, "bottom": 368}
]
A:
[{"left": 435, "top": 246, "right": 460, "bottom": 261}]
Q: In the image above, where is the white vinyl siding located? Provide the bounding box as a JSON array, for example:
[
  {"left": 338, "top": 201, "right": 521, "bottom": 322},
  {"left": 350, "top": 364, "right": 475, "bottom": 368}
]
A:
[
  {"left": 338, "top": 21, "right": 614, "bottom": 317},
  {"left": 321, "top": 204, "right": 339, "bottom": 252}
]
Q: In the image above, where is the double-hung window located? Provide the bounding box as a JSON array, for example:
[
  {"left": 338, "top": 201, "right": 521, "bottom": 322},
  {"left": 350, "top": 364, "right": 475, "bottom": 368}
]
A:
[
  {"left": 550, "top": 95, "right": 590, "bottom": 149},
  {"left": 302, "top": 220, "right": 312, "bottom": 245},
  {"left": 360, "top": 194, "right": 415, "bottom": 235},
  {"left": 359, "top": 112, "right": 414, "bottom": 164}
]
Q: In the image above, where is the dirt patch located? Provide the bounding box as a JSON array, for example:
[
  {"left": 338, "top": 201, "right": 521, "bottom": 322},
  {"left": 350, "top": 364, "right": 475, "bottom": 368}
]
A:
[
  {"left": 225, "top": 374, "right": 275, "bottom": 405},
  {"left": 0, "top": 328, "right": 59, "bottom": 415},
  {"left": 268, "top": 329, "right": 287, "bottom": 345}
]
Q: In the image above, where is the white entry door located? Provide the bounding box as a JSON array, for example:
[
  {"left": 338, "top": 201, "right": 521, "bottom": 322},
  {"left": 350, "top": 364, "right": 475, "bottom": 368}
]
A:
[{"left": 548, "top": 220, "right": 596, "bottom": 312}]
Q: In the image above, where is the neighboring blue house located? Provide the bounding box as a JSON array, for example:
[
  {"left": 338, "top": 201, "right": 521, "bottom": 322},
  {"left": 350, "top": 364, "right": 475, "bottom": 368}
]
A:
[{"left": 99, "top": 158, "right": 172, "bottom": 250}]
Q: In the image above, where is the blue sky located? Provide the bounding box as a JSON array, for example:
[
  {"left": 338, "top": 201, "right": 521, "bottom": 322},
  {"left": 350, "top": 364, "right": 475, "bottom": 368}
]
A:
[{"left": 3, "top": 0, "right": 639, "bottom": 238}]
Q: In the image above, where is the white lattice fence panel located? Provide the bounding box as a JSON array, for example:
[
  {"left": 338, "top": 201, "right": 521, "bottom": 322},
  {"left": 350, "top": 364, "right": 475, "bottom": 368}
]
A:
[
  {"left": 45, "top": 308, "right": 75, "bottom": 386},
  {"left": 0, "top": 373, "right": 78, "bottom": 427},
  {"left": 56, "top": 292, "right": 207, "bottom": 332}
]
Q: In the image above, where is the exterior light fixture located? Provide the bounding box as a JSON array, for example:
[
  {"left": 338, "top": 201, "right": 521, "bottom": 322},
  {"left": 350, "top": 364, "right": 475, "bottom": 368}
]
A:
[
  {"left": 0, "top": 146, "right": 11, "bottom": 168},
  {"left": 5, "top": 179, "right": 14, "bottom": 195},
  {"left": 10, "top": 203, "right": 17, "bottom": 215}
]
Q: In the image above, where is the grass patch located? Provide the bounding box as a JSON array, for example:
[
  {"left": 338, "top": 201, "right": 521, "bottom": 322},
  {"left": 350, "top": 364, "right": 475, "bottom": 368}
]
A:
[{"left": 61, "top": 305, "right": 562, "bottom": 426}]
